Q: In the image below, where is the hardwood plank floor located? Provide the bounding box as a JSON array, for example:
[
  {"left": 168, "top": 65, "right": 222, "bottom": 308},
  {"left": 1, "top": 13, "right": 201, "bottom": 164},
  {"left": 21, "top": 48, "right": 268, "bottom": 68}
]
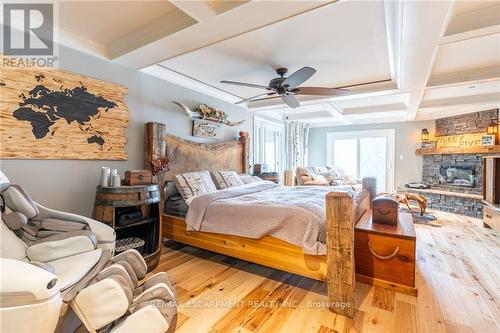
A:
[{"left": 149, "top": 211, "right": 499, "bottom": 333}]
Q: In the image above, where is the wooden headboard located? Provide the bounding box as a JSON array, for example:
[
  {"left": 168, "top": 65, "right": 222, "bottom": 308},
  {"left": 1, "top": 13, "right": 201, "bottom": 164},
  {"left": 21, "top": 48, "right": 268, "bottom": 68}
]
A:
[{"left": 144, "top": 122, "right": 250, "bottom": 204}]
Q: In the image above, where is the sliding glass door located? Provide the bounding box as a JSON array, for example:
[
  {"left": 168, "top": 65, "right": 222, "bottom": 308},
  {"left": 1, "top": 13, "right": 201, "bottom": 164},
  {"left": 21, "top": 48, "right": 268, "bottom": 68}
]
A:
[
  {"left": 327, "top": 129, "right": 395, "bottom": 192},
  {"left": 253, "top": 117, "right": 284, "bottom": 173}
]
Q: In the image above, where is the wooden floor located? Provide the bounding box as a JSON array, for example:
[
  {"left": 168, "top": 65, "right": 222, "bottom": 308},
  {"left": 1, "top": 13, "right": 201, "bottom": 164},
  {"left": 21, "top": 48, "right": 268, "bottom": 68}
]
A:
[{"left": 150, "top": 211, "right": 499, "bottom": 333}]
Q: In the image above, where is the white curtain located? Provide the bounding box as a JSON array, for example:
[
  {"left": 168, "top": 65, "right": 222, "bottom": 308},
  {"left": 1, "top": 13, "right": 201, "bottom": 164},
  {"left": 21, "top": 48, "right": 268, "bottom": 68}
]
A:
[{"left": 285, "top": 121, "right": 310, "bottom": 170}]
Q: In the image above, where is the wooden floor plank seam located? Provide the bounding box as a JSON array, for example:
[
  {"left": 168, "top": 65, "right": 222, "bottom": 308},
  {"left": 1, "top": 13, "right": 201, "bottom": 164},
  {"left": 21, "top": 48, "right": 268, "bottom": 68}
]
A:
[{"left": 148, "top": 211, "right": 499, "bottom": 333}]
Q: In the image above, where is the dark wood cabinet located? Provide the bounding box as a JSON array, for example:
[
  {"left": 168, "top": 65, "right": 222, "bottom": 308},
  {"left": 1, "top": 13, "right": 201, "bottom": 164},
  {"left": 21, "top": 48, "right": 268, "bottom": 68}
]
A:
[{"left": 482, "top": 156, "right": 500, "bottom": 230}]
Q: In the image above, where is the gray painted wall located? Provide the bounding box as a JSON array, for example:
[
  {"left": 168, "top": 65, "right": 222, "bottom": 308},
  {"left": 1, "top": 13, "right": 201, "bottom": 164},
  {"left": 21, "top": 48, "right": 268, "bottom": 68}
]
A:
[
  {"left": 0, "top": 45, "right": 253, "bottom": 216},
  {"left": 307, "top": 120, "right": 435, "bottom": 189}
]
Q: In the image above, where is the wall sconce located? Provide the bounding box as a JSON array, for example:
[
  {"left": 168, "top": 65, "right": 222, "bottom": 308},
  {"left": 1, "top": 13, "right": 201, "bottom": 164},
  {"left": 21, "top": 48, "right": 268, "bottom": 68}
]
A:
[
  {"left": 487, "top": 119, "right": 499, "bottom": 135},
  {"left": 421, "top": 128, "right": 430, "bottom": 141}
]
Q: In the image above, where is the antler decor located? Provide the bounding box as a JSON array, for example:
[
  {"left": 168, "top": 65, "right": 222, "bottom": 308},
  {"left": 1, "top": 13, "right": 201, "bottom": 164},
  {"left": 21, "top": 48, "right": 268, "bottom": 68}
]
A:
[{"left": 171, "top": 101, "right": 245, "bottom": 127}]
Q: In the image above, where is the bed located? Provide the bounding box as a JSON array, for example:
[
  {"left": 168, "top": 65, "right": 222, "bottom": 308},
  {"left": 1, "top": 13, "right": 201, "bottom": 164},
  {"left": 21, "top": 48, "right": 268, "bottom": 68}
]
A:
[{"left": 145, "top": 122, "right": 376, "bottom": 318}]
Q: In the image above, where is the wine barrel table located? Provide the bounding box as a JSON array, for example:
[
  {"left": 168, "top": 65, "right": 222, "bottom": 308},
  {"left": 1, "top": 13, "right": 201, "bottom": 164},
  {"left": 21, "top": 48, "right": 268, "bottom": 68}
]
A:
[{"left": 92, "top": 184, "right": 161, "bottom": 271}]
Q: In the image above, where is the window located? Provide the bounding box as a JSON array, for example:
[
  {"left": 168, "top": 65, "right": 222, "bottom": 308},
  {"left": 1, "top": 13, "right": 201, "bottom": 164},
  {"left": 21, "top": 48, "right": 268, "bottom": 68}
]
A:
[
  {"left": 326, "top": 129, "right": 395, "bottom": 192},
  {"left": 253, "top": 117, "right": 284, "bottom": 173}
]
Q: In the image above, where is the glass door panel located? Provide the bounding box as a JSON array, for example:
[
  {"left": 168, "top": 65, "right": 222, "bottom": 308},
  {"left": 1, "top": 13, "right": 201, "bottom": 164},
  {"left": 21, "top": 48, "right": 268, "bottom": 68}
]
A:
[
  {"left": 360, "top": 136, "right": 387, "bottom": 192},
  {"left": 333, "top": 138, "right": 358, "bottom": 178}
]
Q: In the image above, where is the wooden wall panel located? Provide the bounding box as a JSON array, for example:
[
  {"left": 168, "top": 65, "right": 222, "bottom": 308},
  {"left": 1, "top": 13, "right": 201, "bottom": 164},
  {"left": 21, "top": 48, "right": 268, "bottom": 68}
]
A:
[{"left": 0, "top": 59, "right": 129, "bottom": 160}]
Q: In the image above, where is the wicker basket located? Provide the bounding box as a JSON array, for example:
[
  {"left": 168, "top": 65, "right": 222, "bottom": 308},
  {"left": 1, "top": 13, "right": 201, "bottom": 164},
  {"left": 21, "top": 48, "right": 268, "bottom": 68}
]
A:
[{"left": 115, "top": 237, "right": 145, "bottom": 254}]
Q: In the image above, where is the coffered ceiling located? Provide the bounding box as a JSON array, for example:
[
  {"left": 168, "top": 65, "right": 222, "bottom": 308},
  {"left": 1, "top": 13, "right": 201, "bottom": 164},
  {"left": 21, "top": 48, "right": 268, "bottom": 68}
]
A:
[{"left": 18, "top": 0, "right": 500, "bottom": 126}]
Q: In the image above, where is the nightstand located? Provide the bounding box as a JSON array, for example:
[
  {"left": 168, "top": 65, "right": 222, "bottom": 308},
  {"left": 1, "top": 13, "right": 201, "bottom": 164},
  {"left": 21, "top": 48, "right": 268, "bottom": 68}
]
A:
[{"left": 92, "top": 184, "right": 161, "bottom": 271}]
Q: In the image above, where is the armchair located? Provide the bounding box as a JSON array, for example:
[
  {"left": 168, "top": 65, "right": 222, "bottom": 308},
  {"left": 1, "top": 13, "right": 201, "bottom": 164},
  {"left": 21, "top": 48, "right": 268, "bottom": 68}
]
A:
[{"left": 0, "top": 172, "right": 177, "bottom": 333}]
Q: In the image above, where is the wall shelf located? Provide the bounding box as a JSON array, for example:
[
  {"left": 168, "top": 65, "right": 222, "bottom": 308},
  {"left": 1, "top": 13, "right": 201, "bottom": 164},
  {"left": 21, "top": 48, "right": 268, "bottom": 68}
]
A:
[{"left": 415, "top": 145, "right": 500, "bottom": 155}]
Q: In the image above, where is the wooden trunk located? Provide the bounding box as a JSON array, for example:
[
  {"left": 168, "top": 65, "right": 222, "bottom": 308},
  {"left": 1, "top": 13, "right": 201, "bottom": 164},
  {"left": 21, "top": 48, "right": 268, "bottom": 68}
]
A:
[
  {"left": 124, "top": 170, "right": 152, "bottom": 186},
  {"left": 354, "top": 211, "right": 417, "bottom": 295},
  {"left": 372, "top": 197, "right": 399, "bottom": 225}
]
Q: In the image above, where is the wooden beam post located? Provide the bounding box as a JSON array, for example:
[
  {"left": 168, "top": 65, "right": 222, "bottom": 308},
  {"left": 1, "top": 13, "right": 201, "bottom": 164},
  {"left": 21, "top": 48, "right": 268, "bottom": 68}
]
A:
[
  {"left": 239, "top": 131, "right": 250, "bottom": 174},
  {"left": 362, "top": 177, "right": 377, "bottom": 204},
  {"left": 325, "top": 192, "right": 355, "bottom": 318},
  {"left": 145, "top": 122, "right": 167, "bottom": 209}
]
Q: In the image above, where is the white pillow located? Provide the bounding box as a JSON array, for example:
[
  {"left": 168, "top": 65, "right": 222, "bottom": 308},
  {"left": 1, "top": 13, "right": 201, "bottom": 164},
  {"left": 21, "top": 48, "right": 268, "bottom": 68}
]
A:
[
  {"left": 211, "top": 171, "right": 244, "bottom": 189},
  {"left": 174, "top": 171, "right": 217, "bottom": 203},
  {"left": 239, "top": 174, "right": 263, "bottom": 184}
]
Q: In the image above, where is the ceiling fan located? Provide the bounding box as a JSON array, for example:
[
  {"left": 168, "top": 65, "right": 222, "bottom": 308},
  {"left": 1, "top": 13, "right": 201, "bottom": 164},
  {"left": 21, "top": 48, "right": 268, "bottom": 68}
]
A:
[{"left": 220, "top": 67, "right": 349, "bottom": 108}]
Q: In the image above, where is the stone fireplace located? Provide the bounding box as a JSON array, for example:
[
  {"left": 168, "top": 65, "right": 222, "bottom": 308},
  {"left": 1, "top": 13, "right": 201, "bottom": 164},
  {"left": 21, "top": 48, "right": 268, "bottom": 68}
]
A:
[{"left": 406, "top": 109, "right": 499, "bottom": 218}]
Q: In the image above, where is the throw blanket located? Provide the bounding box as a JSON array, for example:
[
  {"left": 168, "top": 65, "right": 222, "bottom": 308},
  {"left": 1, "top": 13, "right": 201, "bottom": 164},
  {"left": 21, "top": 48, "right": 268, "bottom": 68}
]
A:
[{"left": 186, "top": 181, "right": 367, "bottom": 255}]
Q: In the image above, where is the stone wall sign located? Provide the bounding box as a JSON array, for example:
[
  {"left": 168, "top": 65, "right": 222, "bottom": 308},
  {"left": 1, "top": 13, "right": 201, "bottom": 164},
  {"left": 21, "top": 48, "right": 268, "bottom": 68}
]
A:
[{"left": 436, "top": 133, "right": 484, "bottom": 149}]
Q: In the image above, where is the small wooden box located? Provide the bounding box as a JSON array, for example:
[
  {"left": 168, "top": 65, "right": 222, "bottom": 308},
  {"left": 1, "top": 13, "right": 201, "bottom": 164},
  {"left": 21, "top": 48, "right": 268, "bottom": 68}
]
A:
[
  {"left": 124, "top": 170, "right": 152, "bottom": 186},
  {"left": 372, "top": 196, "right": 399, "bottom": 225},
  {"left": 355, "top": 211, "right": 416, "bottom": 295}
]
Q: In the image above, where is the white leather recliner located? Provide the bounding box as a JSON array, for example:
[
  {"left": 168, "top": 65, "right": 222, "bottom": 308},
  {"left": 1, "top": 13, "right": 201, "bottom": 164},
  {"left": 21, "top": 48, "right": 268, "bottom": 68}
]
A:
[{"left": 0, "top": 172, "right": 177, "bottom": 333}]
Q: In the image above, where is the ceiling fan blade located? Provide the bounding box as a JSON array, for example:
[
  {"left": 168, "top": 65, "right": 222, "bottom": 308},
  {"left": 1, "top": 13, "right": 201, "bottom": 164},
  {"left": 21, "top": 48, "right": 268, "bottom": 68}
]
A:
[
  {"left": 235, "top": 92, "right": 276, "bottom": 104},
  {"left": 282, "top": 93, "right": 300, "bottom": 108},
  {"left": 296, "top": 86, "right": 350, "bottom": 96},
  {"left": 281, "top": 67, "right": 316, "bottom": 89},
  {"left": 220, "top": 80, "right": 270, "bottom": 90},
  {"left": 247, "top": 95, "right": 282, "bottom": 103}
]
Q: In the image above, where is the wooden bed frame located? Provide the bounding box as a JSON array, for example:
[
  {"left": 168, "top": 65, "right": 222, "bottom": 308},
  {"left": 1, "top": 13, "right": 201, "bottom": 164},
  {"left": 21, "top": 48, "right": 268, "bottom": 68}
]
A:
[{"left": 145, "top": 122, "right": 376, "bottom": 318}]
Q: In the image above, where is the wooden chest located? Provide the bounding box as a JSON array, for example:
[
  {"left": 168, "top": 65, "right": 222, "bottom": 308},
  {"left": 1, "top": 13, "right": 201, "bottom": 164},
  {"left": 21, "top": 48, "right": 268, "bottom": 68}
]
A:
[
  {"left": 372, "top": 196, "right": 399, "bottom": 225},
  {"left": 355, "top": 211, "right": 417, "bottom": 295},
  {"left": 124, "top": 170, "right": 152, "bottom": 186}
]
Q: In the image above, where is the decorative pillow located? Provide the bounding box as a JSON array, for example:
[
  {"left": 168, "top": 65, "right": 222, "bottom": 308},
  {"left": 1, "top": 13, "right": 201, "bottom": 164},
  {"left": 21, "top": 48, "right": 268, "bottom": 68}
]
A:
[
  {"left": 317, "top": 167, "right": 329, "bottom": 174},
  {"left": 211, "top": 171, "right": 244, "bottom": 189},
  {"left": 174, "top": 171, "right": 217, "bottom": 203},
  {"left": 303, "top": 174, "right": 329, "bottom": 186},
  {"left": 320, "top": 169, "right": 338, "bottom": 185},
  {"left": 239, "top": 174, "right": 263, "bottom": 184}
]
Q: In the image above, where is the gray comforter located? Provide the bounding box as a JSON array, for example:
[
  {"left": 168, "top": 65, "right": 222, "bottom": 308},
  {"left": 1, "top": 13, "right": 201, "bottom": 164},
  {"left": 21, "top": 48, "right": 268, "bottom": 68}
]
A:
[{"left": 185, "top": 181, "right": 368, "bottom": 255}]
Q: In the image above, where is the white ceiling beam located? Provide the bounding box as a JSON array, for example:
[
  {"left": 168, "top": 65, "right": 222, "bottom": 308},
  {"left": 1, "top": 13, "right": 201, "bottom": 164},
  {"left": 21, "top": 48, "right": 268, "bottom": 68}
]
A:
[
  {"left": 440, "top": 24, "right": 500, "bottom": 44},
  {"left": 343, "top": 103, "right": 407, "bottom": 115},
  {"left": 169, "top": 0, "right": 216, "bottom": 22},
  {"left": 112, "top": 1, "right": 334, "bottom": 68},
  {"left": 286, "top": 111, "right": 331, "bottom": 121},
  {"left": 416, "top": 103, "right": 500, "bottom": 121},
  {"left": 427, "top": 65, "right": 500, "bottom": 88},
  {"left": 108, "top": 10, "right": 196, "bottom": 60},
  {"left": 400, "top": 0, "right": 456, "bottom": 120},
  {"left": 140, "top": 65, "right": 241, "bottom": 104},
  {"left": 419, "top": 92, "right": 500, "bottom": 109},
  {"left": 325, "top": 102, "right": 351, "bottom": 125},
  {"left": 445, "top": 5, "right": 500, "bottom": 37},
  {"left": 384, "top": 0, "right": 402, "bottom": 87}
]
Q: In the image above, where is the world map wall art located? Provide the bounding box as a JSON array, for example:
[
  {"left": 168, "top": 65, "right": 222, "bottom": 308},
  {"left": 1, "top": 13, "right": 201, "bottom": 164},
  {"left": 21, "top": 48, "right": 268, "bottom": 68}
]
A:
[{"left": 0, "top": 59, "right": 129, "bottom": 160}]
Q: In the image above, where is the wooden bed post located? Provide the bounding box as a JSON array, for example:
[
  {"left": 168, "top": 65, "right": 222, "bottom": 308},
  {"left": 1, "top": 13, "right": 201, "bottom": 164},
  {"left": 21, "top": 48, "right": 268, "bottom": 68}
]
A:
[
  {"left": 239, "top": 131, "right": 250, "bottom": 174},
  {"left": 145, "top": 122, "right": 167, "bottom": 208},
  {"left": 362, "top": 177, "right": 377, "bottom": 203},
  {"left": 325, "top": 192, "right": 356, "bottom": 318}
]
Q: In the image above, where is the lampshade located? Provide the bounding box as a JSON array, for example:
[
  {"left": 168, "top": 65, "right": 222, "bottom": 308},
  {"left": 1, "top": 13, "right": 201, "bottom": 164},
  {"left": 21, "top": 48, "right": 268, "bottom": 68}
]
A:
[
  {"left": 421, "top": 128, "right": 430, "bottom": 141},
  {"left": 487, "top": 120, "right": 498, "bottom": 135}
]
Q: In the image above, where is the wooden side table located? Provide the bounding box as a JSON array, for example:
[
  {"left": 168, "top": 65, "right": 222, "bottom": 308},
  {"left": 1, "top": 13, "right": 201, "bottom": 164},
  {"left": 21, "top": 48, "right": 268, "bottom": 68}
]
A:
[
  {"left": 354, "top": 210, "right": 417, "bottom": 296},
  {"left": 92, "top": 184, "right": 162, "bottom": 271}
]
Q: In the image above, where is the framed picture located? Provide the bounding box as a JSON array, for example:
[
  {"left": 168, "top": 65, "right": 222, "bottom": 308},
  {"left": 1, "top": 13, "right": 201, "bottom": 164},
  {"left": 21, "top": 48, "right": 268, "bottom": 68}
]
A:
[
  {"left": 421, "top": 141, "right": 436, "bottom": 149},
  {"left": 480, "top": 135, "right": 495, "bottom": 146},
  {"left": 192, "top": 119, "right": 222, "bottom": 139}
]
